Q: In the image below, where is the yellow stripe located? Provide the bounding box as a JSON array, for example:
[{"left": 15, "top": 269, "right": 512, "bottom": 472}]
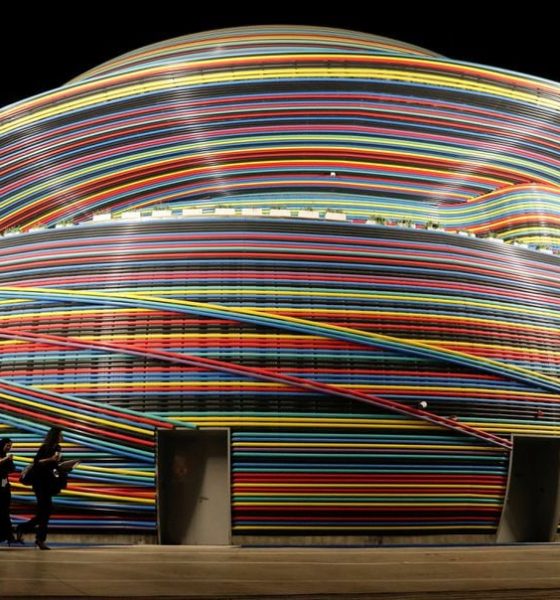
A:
[
  {"left": 233, "top": 443, "right": 500, "bottom": 451},
  {"left": 3, "top": 65, "right": 558, "bottom": 137},
  {"left": 59, "top": 489, "right": 154, "bottom": 504},
  {"left": 0, "top": 391, "right": 152, "bottom": 436}
]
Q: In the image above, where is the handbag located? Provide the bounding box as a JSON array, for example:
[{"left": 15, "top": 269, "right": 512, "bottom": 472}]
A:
[{"left": 19, "top": 464, "right": 35, "bottom": 485}]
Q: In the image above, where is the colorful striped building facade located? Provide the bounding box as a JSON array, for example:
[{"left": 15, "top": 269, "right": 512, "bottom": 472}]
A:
[{"left": 1, "top": 26, "right": 560, "bottom": 539}]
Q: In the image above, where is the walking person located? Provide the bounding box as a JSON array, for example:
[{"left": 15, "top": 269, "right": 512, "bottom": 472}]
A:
[
  {"left": 0, "top": 437, "right": 18, "bottom": 545},
  {"left": 16, "top": 427, "right": 65, "bottom": 550}
]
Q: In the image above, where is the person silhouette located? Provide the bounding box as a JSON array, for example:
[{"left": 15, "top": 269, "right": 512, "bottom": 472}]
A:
[
  {"left": 16, "top": 427, "right": 65, "bottom": 550},
  {"left": 0, "top": 438, "right": 19, "bottom": 545}
]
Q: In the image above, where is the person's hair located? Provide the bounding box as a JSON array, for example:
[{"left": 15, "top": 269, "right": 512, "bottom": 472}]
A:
[
  {"left": 42, "top": 427, "right": 62, "bottom": 449},
  {"left": 0, "top": 437, "right": 12, "bottom": 457}
]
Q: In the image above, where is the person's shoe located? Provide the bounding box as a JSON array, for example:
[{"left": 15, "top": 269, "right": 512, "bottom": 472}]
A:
[{"left": 35, "top": 540, "right": 50, "bottom": 550}]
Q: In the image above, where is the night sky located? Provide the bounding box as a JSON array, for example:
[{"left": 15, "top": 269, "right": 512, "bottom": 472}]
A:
[{"left": 1, "top": 9, "right": 558, "bottom": 109}]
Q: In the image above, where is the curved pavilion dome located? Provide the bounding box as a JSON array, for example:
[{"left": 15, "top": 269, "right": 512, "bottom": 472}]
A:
[
  {"left": 2, "top": 28, "right": 560, "bottom": 539},
  {"left": 71, "top": 26, "right": 444, "bottom": 83},
  {"left": 1, "top": 26, "right": 560, "bottom": 246}
]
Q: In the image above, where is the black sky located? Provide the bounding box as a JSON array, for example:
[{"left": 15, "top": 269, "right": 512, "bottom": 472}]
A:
[{"left": 1, "top": 9, "right": 558, "bottom": 109}]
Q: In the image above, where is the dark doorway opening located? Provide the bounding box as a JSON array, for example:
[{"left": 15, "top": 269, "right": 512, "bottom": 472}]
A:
[
  {"left": 157, "top": 428, "right": 230, "bottom": 545},
  {"left": 497, "top": 436, "right": 560, "bottom": 543}
]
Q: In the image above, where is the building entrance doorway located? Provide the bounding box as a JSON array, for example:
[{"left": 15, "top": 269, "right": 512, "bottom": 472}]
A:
[
  {"left": 157, "top": 428, "right": 230, "bottom": 545},
  {"left": 497, "top": 436, "right": 560, "bottom": 542}
]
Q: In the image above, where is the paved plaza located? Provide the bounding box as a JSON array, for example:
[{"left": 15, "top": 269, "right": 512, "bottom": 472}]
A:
[{"left": 1, "top": 544, "right": 560, "bottom": 599}]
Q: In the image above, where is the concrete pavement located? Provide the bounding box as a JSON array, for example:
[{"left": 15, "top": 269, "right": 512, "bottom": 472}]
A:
[{"left": 1, "top": 544, "right": 560, "bottom": 598}]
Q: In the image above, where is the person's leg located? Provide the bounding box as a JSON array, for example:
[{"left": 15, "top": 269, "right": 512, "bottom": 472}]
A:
[
  {"left": 0, "top": 487, "right": 12, "bottom": 541},
  {"left": 0, "top": 488, "right": 15, "bottom": 542},
  {"left": 35, "top": 489, "right": 52, "bottom": 543},
  {"left": 16, "top": 486, "right": 42, "bottom": 537}
]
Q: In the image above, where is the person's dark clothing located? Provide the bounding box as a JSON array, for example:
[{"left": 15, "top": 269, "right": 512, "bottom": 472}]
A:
[
  {"left": 33, "top": 443, "right": 62, "bottom": 494},
  {"left": 19, "top": 486, "right": 53, "bottom": 542},
  {"left": 0, "top": 455, "right": 16, "bottom": 542},
  {"left": 18, "top": 443, "right": 61, "bottom": 542}
]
